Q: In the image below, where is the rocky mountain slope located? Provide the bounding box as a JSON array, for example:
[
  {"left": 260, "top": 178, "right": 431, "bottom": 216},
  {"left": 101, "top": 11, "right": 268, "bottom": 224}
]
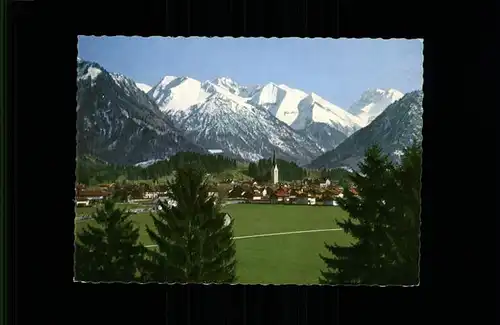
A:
[
  {"left": 245, "top": 83, "right": 360, "bottom": 150},
  {"left": 148, "top": 77, "right": 325, "bottom": 165},
  {"left": 76, "top": 59, "right": 205, "bottom": 165},
  {"left": 147, "top": 75, "right": 366, "bottom": 162},
  {"left": 77, "top": 57, "right": 407, "bottom": 166},
  {"left": 308, "top": 90, "right": 423, "bottom": 169}
]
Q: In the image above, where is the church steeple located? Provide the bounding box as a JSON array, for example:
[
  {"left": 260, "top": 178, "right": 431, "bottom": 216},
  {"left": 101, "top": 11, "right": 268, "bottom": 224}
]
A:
[{"left": 272, "top": 150, "right": 279, "bottom": 184}]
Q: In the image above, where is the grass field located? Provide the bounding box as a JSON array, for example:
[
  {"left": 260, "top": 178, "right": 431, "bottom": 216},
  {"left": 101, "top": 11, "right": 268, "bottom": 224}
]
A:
[{"left": 75, "top": 204, "right": 353, "bottom": 284}]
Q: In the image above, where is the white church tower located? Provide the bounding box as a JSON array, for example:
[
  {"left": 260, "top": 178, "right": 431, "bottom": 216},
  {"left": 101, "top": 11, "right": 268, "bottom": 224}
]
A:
[{"left": 272, "top": 150, "right": 279, "bottom": 184}]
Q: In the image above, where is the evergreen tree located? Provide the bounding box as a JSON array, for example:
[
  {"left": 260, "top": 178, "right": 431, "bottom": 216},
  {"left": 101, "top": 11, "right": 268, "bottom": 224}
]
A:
[
  {"left": 383, "top": 143, "right": 421, "bottom": 284},
  {"left": 319, "top": 144, "right": 421, "bottom": 285},
  {"left": 142, "top": 167, "right": 237, "bottom": 283},
  {"left": 74, "top": 199, "right": 144, "bottom": 282}
]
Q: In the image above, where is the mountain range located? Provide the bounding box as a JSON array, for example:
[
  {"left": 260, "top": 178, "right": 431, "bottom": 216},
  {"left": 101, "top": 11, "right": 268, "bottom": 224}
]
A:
[
  {"left": 308, "top": 90, "right": 423, "bottom": 169},
  {"left": 76, "top": 58, "right": 421, "bottom": 167},
  {"left": 76, "top": 59, "right": 205, "bottom": 165}
]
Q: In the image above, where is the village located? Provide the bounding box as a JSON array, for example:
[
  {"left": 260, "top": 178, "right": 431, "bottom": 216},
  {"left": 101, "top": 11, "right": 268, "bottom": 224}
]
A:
[
  {"left": 76, "top": 150, "right": 359, "bottom": 210},
  {"left": 75, "top": 176, "right": 358, "bottom": 211}
]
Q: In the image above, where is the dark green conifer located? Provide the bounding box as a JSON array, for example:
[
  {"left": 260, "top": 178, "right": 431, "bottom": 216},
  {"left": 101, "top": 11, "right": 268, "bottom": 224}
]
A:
[
  {"left": 319, "top": 144, "right": 421, "bottom": 285},
  {"left": 75, "top": 199, "right": 144, "bottom": 282},
  {"left": 142, "top": 167, "right": 237, "bottom": 283}
]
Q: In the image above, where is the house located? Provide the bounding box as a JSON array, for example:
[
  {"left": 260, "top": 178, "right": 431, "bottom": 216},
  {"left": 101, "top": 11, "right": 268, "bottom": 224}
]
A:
[
  {"left": 78, "top": 190, "right": 112, "bottom": 201},
  {"left": 144, "top": 191, "right": 161, "bottom": 199},
  {"left": 76, "top": 199, "right": 91, "bottom": 207},
  {"left": 228, "top": 186, "right": 244, "bottom": 198},
  {"left": 275, "top": 188, "right": 290, "bottom": 202},
  {"left": 319, "top": 179, "right": 332, "bottom": 188},
  {"left": 250, "top": 198, "right": 271, "bottom": 204},
  {"left": 288, "top": 192, "right": 297, "bottom": 202}
]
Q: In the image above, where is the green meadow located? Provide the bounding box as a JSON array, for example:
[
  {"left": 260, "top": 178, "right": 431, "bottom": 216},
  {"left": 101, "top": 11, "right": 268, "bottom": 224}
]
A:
[{"left": 75, "top": 204, "right": 353, "bottom": 284}]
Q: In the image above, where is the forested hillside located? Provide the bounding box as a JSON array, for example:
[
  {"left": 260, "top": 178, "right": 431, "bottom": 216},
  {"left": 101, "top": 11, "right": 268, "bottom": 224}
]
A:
[{"left": 76, "top": 152, "right": 238, "bottom": 185}]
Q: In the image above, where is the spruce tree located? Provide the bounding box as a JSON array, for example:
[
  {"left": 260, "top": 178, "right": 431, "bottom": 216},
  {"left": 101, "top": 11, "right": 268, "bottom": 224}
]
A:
[
  {"left": 142, "top": 167, "right": 237, "bottom": 283},
  {"left": 319, "top": 144, "right": 421, "bottom": 285},
  {"left": 319, "top": 145, "right": 399, "bottom": 285},
  {"left": 383, "top": 143, "right": 421, "bottom": 284},
  {"left": 74, "top": 199, "right": 144, "bottom": 282}
]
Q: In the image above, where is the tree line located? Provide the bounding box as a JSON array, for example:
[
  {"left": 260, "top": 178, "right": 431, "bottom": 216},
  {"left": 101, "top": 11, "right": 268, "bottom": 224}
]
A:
[
  {"left": 76, "top": 152, "right": 238, "bottom": 186},
  {"left": 319, "top": 167, "right": 352, "bottom": 183},
  {"left": 75, "top": 143, "right": 421, "bottom": 284}
]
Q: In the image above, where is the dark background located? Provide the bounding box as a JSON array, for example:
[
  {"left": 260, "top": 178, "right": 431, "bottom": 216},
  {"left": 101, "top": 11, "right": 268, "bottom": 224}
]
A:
[{"left": 8, "top": 0, "right": 494, "bottom": 324}]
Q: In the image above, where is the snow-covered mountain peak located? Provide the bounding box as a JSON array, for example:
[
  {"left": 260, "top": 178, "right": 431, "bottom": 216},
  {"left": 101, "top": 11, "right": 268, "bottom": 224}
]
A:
[
  {"left": 309, "top": 90, "right": 423, "bottom": 170},
  {"left": 135, "top": 82, "right": 152, "bottom": 94},
  {"left": 165, "top": 76, "right": 199, "bottom": 89},
  {"left": 348, "top": 88, "right": 404, "bottom": 126},
  {"left": 200, "top": 80, "right": 217, "bottom": 91},
  {"left": 200, "top": 81, "right": 252, "bottom": 107},
  {"left": 77, "top": 57, "right": 417, "bottom": 166},
  {"left": 149, "top": 76, "right": 206, "bottom": 112},
  {"left": 350, "top": 88, "right": 403, "bottom": 111},
  {"left": 292, "top": 93, "right": 362, "bottom": 134},
  {"left": 247, "top": 82, "right": 308, "bottom": 126},
  {"left": 376, "top": 88, "right": 404, "bottom": 100},
  {"left": 76, "top": 59, "right": 205, "bottom": 165},
  {"left": 170, "top": 91, "right": 324, "bottom": 164},
  {"left": 250, "top": 82, "right": 287, "bottom": 106},
  {"left": 212, "top": 76, "right": 239, "bottom": 87},
  {"left": 210, "top": 77, "right": 262, "bottom": 98},
  {"left": 157, "top": 75, "right": 178, "bottom": 88},
  {"left": 386, "top": 88, "right": 404, "bottom": 99},
  {"left": 76, "top": 61, "right": 108, "bottom": 87},
  {"left": 308, "top": 92, "right": 327, "bottom": 104}
]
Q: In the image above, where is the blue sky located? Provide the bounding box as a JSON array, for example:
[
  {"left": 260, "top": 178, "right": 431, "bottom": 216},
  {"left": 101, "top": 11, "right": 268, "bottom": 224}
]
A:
[{"left": 78, "top": 37, "right": 423, "bottom": 108}]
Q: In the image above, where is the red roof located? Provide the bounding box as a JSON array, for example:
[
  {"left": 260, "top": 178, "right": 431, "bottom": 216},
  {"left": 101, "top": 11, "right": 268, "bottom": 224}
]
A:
[{"left": 275, "top": 189, "right": 290, "bottom": 197}]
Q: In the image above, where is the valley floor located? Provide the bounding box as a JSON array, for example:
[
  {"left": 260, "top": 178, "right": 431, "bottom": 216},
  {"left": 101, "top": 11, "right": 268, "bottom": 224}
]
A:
[{"left": 74, "top": 204, "right": 353, "bottom": 284}]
